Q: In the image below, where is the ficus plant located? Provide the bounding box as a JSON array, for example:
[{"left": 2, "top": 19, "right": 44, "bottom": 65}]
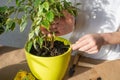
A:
[{"left": 0, "top": 0, "right": 79, "bottom": 57}]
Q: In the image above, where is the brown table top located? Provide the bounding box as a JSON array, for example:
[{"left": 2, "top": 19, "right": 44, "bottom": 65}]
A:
[{"left": 0, "top": 46, "right": 120, "bottom": 80}]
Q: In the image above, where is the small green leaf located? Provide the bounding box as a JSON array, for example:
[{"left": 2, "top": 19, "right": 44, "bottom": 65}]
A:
[
  {"left": 33, "top": 38, "right": 38, "bottom": 51},
  {"left": 10, "top": 22, "right": 15, "bottom": 31},
  {"left": 7, "top": 6, "right": 15, "bottom": 15},
  {"left": 26, "top": 40, "right": 33, "bottom": 52},
  {"left": 48, "top": 0, "right": 55, "bottom": 3},
  {"left": 38, "top": 5, "right": 43, "bottom": 16},
  {"left": 28, "top": 31, "right": 34, "bottom": 40},
  {"left": 34, "top": 26, "right": 40, "bottom": 36},
  {"left": 16, "top": 0, "right": 25, "bottom": 7},
  {"left": 46, "top": 10, "right": 54, "bottom": 22},
  {"left": 0, "top": 6, "right": 8, "bottom": 12},
  {"left": 6, "top": 18, "right": 16, "bottom": 31},
  {"left": 16, "top": 0, "right": 22, "bottom": 7},
  {"left": 41, "top": 20, "right": 50, "bottom": 30},
  {"left": 14, "top": 18, "right": 21, "bottom": 25},
  {"left": 0, "top": 27, "right": 5, "bottom": 34},
  {"left": 42, "top": 2, "right": 49, "bottom": 11},
  {"left": 20, "top": 15, "right": 27, "bottom": 32},
  {"left": 34, "top": 0, "right": 41, "bottom": 8},
  {"left": 36, "top": 17, "right": 42, "bottom": 26},
  {"left": 38, "top": 37, "right": 43, "bottom": 48}
]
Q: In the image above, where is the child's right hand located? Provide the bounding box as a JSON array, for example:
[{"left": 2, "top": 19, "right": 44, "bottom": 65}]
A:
[{"left": 40, "top": 10, "right": 75, "bottom": 36}]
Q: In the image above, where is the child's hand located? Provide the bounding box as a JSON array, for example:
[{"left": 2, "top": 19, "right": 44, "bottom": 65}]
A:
[
  {"left": 71, "top": 34, "right": 105, "bottom": 54},
  {"left": 41, "top": 10, "right": 75, "bottom": 36}
]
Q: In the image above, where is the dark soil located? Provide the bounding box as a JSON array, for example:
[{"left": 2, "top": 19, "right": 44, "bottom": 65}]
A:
[{"left": 30, "top": 40, "right": 70, "bottom": 57}]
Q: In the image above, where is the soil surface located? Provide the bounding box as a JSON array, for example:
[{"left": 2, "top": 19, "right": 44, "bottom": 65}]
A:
[{"left": 30, "top": 40, "right": 70, "bottom": 57}]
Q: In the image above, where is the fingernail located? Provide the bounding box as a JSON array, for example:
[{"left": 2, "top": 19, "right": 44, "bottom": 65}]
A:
[
  {"left": 71, "top": 44, "right": 76, "bottom": 50},
  {"left": 76, "top": 41, "right": 79, "bottom": 43},
  {"left": 47, "top": 34, "right": 52, "bottom": 37},
  {"left": 79, "top": 48, "right": 83, "bottom": 51}
]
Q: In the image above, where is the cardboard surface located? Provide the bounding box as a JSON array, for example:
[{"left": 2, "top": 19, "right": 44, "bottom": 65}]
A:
[{"left": 0, "top": 46, "right": 120, "bottom": 80}]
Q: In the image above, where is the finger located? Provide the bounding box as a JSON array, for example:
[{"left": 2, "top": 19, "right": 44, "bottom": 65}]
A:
[
  {"left": 41, "top": 29, "right": 50, "bottom": 35},
  {"left": 50, "top": 24, "right": 57, "bottom": 30},
  {"left": 86, "top": 46, "right": 97, "bottom": 52},
  {"left": 76, "top": 36, "right": 87, "bottom": 44},
  {"left": 51, "top": 24, "right": 65, "bottom": 36},
  {"left": 85, "top": 46, "right": 99, "bottom": 54},
  {"left": 50, "top": 24, "right": 61, "bottom": 36},
  {"left": 71, "top": 39, "right": 89, "bottom": 50},
  {"left": 86, "top": 50, "right": 98, "bottom": 54},
  {"left": 53, "top": 18, "right": 61, "bottom": 24},
  {"left": 78, "top": 44, "right": 92, "bottom": 52},
  {"left": 54, "top": 31, "right": 61, "bottom": 36},
  {"left": 50, "top": 28, "right": 58, "bottom": 33},
  {"left": 62, "top": 10, "right": 72, "bottom": 19}
]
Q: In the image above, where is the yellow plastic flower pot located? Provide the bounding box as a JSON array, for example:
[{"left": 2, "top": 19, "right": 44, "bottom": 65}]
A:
[{"left": 25, "top": 37, "right": 71, "bottom": 80}]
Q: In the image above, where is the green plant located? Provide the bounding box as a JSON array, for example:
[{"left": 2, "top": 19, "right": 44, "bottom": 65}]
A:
[
  {"left": 0, "top": 0, "right": 79, "bottom": 56},
  {"left": 14, "top": 70, "right": 36, "bottom": 80}
]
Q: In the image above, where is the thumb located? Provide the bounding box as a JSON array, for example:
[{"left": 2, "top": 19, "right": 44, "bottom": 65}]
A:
[{"left": 62, "top": 10, "right": 72, "bottom": 19}]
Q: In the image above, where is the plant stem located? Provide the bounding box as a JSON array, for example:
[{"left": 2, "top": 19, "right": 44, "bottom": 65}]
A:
[
  {"left": 50, "top": 34, "right": 54, "bottom": 49},
  {"left": 44, "top": 34, "right": 47, "bottom": 47}
]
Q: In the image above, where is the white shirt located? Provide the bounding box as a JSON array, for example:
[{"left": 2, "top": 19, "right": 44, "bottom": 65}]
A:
[{"left": 69, "top": 0, "right": 120, "bottom": 60}]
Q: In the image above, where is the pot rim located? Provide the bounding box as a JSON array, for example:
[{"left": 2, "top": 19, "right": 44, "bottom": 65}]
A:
[{"left": 25, "top": 36, "right": 72, "bottom": 58}]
